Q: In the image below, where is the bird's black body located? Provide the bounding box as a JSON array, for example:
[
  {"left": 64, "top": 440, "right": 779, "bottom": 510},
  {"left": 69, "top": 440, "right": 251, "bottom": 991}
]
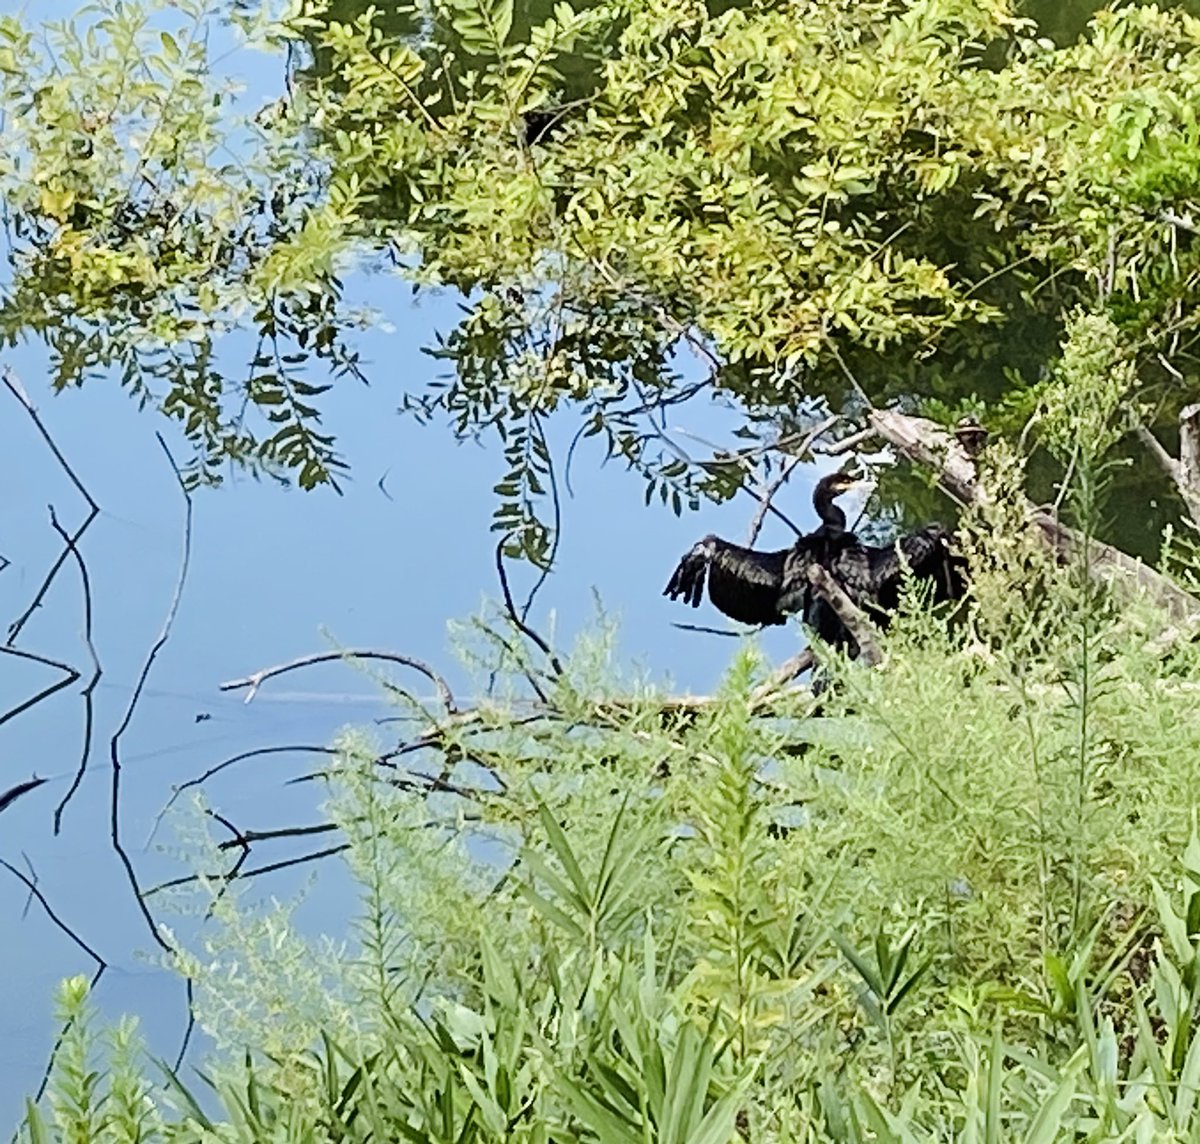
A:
[{"left": 664, "top": 473, "right": 967, "bottom": 644}]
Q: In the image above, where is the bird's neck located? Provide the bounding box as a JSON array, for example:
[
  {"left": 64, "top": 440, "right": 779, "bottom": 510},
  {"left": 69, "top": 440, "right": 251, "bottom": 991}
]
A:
[{"left": 813, "top": 489, "right": 847, "bottom": 535}]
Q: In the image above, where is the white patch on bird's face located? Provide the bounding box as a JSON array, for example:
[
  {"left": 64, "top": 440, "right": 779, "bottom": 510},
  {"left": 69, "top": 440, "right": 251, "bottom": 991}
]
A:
[{"left": 837, "top": 479, "right": 875, "bottom": 526}]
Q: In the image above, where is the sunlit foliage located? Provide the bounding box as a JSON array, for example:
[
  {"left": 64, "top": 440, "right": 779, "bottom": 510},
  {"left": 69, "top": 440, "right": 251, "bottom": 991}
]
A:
[{"left": 4, "top": 0, "right": 1200, "bottom": 551}]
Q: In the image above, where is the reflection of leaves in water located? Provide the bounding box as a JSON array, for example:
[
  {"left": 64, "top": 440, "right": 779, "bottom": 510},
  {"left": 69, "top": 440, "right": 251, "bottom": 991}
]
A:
[{"left": 0, "top": 775, "right": 47, "bottom": 815}]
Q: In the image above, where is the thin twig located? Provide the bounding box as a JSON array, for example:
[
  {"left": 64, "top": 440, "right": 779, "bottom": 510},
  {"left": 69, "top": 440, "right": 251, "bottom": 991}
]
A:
[
  {"left": 746, "top": 456, "right": 802, "bottom": 546},
  {"left": 823, "top": 337, "right": 875, "bottom": 410},
  {"left": 0, "top": 857, "right": 108, "bottom": 1102},
  {"left": 670, "top": 622, "right": 745, "bottom": 637},
  {"left": 215, "top": 821, "right": 339, "bottom": 850},
  {"left": 0, "top": 646, "right": 81, "bottom": 726},
  {"left": 148, "top": 745, "right": 338, "bottom": 846},
  {"left": 472, "top": 615, "right": 551, "bottom": 704},
  {"left": 174, "top": 981, "right": 196, "bottom": 1073},
  {"left": 739, "top": 486, "right": 805, "bottom": 538},
  {"left": 0, "top": 776, "right": 48, "bottom": 814},
  {"left": 145, "top": 844, "right": 352, "bottom": 896},
  {"left": 519, "top": 411, "right": 559, "bottom": 620},
  {"left": 672, "top": 426, "right": 808, "bottom": 536},
  {"left": 495, "top": 539, "right": 564, "bottom": 676},
  {"left": 3, "top": 366, "right": 100, "bottom": 645},
  {"left": 109, "top": 435, "right": 193, "bottom": 954},
  {"left": 195, "top": 811, "right": 251, "bottom": 921},
  {"left": 220, "top": 650, "right": 457, "bottom": 713},
  {"left": 204, "top": 806, "right": 247, "bottom": 846}
]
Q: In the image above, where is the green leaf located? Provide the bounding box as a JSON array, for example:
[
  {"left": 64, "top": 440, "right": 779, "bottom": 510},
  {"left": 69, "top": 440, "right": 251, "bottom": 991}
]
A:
[{"left": 1022, "top": 1055, "right": 1083, "bottom": 1144}]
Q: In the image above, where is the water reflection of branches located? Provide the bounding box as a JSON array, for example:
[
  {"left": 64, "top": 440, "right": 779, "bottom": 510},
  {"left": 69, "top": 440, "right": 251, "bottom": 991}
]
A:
[
  {"left": 0, "top": 645, "right": 80, "bottom": 726},
  {"left": 176, "top": 613, "right": 812, "bottom": 901},
  {"left": 48, "top": 506, "right": 102, "bottom": 834},
  {"left": 149, "top": 744, "right": 338, "bottom": 845},
  {"left": 108, "top": 436, "right": 193, "bottom": 956},
  {"left": 0, "top": 857, "right": 107, "bottom": 1100},
  {"left": 2, "top": 372, "right": 206, "bottom": 1092},
  {"left": 147, "top": 843, "right": 352, "bottom": 897},
  {"left": 3, "top": 367, "right": 100, "bottom": 646},
  {"left": 99, "top": 434, "right": 201, "bottom": 1073}
]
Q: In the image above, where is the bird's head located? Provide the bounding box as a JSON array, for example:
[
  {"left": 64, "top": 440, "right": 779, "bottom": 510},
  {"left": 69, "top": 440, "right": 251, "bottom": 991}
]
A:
[
  {"left": 817, "top": 470, "right": 865, "bottom": 499},
  {"left": 811, "top": 470, "right": 871, "bottom": 532}
]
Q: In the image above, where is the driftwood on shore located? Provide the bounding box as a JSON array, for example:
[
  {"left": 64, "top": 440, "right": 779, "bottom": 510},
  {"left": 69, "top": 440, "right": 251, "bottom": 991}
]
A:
[{"left": 868, "top": 408, "right": 1200, "bottom": 630}]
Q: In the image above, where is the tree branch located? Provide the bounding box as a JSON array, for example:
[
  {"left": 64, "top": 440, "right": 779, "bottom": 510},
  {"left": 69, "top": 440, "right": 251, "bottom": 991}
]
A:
[
  {"left": 805, "top": 566, "right": 883, "bottom": 667},
  {"left": 867, "top": 408, "right": 1200, "bottom": 628},
  {"left": 220, "top": 650, "right": 457, "bottom": 713}
]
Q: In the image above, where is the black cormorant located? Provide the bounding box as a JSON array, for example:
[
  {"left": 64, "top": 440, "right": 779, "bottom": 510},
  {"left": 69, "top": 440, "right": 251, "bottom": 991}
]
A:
[{"left": 663, "top": 472, "right": 966, "bottom": 640}]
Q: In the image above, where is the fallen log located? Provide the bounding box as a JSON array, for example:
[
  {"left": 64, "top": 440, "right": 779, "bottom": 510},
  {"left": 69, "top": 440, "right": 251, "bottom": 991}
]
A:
[{"left": 867, "top": 409, "right": 1200, "bottom": 628}]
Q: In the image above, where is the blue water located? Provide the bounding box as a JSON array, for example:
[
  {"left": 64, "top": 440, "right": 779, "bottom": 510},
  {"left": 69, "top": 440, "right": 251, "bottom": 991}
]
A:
[
  {"left": 0, "top": 3, "right": 822, "bottom": 1122},
  {"left": 0, "top": 302, "right": 818, "bottom": 1126}
]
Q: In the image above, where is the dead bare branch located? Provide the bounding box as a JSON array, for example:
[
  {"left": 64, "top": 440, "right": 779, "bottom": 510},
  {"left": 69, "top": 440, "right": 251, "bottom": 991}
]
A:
[
  {"left": 1179, "top": 404, "right": 1200, "bottom": 509},
  {"left": 805, "top": 566, "right": 883, "bottom": 666},
  {"left": 814, "top": 426, "right": 879, "bottom": 457},
  {"left": 220, "top": 650, "right": 457, "bottom": 713},
  {"left": 1134, "top": 422, "right": 1180, "bottom": 481},
  {"left": 751, "top": 650, "right": 816, "bottom": 702},
  {"left": 1134, "top": 415, "right": 1200, "bottom": 527},
  {"left": 867, "top": 408, "right": 1200, "bottom": 628},
  {"left": 1161, "top": 209, "right": 1200, "bottom": 235}
]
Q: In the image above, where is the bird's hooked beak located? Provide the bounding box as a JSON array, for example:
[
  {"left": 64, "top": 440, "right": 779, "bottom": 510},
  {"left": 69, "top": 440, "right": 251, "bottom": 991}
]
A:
[
  {"left": 836, "top": 472, "right": 875, "bottom": 497},
  {"left": 835, "top": 474, "right": 878, "bottom": 521}
]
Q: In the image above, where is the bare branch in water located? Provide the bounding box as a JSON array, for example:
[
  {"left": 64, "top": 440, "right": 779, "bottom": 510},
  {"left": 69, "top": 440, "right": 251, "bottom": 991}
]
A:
[{"left": 221, "top": 650, "right": 457, "bottom": 713}]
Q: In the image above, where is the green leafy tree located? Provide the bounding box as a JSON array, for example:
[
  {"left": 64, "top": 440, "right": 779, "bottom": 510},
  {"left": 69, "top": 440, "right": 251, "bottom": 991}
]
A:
[{"left": 7, "top": 0, "right": 1200, "bottom": 555}]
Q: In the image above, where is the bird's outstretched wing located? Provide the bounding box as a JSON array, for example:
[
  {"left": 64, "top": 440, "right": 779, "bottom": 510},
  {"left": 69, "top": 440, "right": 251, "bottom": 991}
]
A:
[
  {"left": 828, "top": 525, "right": 965, "bottom": 613},
  {"left": 664, "top": 535, "right": 792, "bottom": 626},
  {"left": 896, "top": 526, "right": 967, "bottom": 602}
]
